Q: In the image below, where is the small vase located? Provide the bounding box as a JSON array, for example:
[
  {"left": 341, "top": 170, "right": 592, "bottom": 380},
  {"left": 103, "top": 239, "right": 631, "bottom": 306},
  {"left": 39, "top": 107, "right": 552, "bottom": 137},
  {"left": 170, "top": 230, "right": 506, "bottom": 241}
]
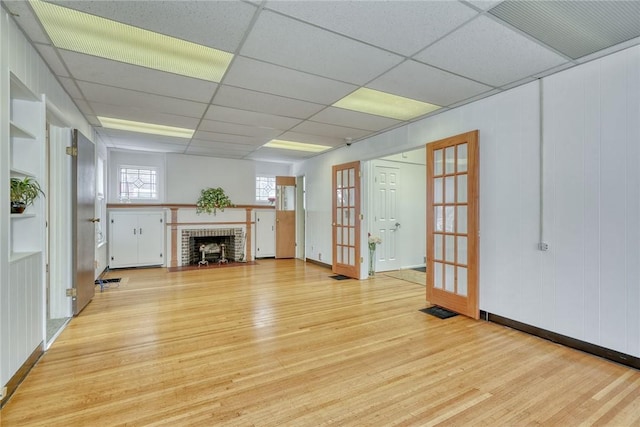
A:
[{"left": 368, "top": 247, "right": 376, "bottom": 277}]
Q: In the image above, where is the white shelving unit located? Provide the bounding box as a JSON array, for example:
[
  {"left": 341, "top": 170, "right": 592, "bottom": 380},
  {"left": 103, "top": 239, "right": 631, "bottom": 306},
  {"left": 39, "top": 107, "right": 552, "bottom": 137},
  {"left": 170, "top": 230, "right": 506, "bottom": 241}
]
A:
[
  {"left": 8, "top": 73, "right": 45, "bottom": 260},
  {"left": 1, "top": 72, "right": 46, "bottom": 397}
]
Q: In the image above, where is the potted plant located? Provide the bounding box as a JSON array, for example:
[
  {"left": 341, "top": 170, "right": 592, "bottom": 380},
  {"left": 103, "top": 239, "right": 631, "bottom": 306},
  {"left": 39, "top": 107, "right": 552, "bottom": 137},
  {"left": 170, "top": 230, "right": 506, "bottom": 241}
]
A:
[
  {"left": 196, "top": 187, "right": 233, "bottom": 215},
  {"left": 10, "top": 176, "right": 44, "bottom": 214}
]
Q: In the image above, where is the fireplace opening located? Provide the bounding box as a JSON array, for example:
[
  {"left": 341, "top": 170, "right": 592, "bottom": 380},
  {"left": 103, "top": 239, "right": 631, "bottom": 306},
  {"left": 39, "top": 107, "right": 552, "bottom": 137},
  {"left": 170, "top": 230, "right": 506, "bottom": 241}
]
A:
[
  {"left": 181, "top": 228, "right": 244, "bottom": 267},
  {"left": 190, "top": 236, "right": 235, "bottom": 265}
]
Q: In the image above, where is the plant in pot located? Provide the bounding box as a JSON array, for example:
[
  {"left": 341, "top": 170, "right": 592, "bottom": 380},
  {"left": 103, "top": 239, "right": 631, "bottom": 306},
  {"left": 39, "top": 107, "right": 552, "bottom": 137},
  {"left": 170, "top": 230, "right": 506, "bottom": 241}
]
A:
[
  {"left": 196, "top": 187, "right": 233, "bottom": 215},
  {"left": 10, "top": 176, "right": 44, "bottom": 214}
]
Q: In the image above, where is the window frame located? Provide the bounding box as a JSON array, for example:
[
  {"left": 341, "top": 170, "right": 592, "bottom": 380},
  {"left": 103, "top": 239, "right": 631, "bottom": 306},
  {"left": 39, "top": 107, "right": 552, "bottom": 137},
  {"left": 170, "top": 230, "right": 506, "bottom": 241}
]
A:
[{"left": 118, "top": 165, "right": 159, "bottom": 202}]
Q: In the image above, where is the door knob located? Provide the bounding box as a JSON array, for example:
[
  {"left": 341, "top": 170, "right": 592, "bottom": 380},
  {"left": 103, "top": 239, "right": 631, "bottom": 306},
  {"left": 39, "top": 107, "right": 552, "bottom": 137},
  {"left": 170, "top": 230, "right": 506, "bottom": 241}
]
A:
[
  {"left": 395, "top": 222, "right": 401, "bottom": 229},
  {"left": 90, "top": 218, "right": 100, "bottom": 223}
]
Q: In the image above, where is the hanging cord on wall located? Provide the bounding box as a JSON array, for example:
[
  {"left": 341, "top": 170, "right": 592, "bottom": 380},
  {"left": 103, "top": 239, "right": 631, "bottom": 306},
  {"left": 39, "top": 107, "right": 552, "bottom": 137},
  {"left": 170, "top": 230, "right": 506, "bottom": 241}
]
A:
[{"left": 538, "top": 78, "right": 548, "bottom": 251}]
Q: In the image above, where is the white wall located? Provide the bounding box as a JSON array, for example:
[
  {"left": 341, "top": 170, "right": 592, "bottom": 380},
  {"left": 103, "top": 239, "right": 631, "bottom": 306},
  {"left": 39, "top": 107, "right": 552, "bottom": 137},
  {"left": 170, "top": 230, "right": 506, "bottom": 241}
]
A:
[
  {"left": 295, "top": 45, "right": 640, "bottom": 358},
  {"left": 108, "top": 150, "right": 291, "bottom": 206}
]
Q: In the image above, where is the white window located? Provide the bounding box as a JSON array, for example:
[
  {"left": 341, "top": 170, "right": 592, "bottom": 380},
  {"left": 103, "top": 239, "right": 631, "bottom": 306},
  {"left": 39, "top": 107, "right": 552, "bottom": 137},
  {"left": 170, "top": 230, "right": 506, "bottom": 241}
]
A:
[
  {"left": 256, "top": 176, "right": 276, "bottom": 203},
  {"left": 119, "top": 166, "right": 158, "bottom": 201}
]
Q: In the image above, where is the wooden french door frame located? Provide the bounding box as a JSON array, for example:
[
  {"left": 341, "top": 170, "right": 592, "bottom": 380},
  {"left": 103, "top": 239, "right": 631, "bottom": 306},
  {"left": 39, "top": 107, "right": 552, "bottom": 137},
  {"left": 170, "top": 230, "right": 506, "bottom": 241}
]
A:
[
  {"left": 275, "top": 176, "right": 296, "bottom": 259},
  {"left": 426, "top": 130, "right": 479, "bottom": 319},
  {"left": 332, "top": 161, "right": 361, "bottom": 279}
]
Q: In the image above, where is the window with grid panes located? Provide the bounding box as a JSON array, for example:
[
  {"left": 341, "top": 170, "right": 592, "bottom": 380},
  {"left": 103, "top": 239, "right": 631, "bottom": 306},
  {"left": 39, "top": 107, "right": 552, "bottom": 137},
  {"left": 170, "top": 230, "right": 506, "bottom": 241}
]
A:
[
  {"left": 119, "top": 167, "right": 158, "bottom": 201},
  {"left": 256, "top": 176, "right": 276, "bottom": 202}
]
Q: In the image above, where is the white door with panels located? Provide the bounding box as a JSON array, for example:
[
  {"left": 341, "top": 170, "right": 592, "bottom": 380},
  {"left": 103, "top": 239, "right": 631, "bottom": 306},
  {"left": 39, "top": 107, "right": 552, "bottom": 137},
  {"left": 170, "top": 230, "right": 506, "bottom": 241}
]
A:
[
  {"left": 373, "top": 165, "right": 401, "bottom": 272},
  {"left": 255, "top": 210, "right": 275, "bottom": 258},
  {"left": 109, "top": 211, "right": 164, "bottom": 268}
]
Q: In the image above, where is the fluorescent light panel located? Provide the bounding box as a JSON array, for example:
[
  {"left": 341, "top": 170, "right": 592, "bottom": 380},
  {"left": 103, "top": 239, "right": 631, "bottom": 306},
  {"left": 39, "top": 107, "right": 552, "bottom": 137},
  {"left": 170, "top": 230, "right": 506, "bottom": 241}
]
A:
[
  {"left": 264, "top": 140, "right": 331, "bottom": 153},
  {"left": 31, "top": 0, "right": 233, "bottom": 82},
  {"left": 333, "top": 87, "right": 441, "bottom": 121},
  {"left": 98, "top": 117, "right": 195, "bottom": 138}
]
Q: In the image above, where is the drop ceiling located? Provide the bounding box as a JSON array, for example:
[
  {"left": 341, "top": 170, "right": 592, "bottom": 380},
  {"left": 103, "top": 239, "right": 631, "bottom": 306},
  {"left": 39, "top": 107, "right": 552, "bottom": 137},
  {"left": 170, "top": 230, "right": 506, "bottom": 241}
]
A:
[{"left": 3, "top": 0, "right": 639, "bottom": 162}]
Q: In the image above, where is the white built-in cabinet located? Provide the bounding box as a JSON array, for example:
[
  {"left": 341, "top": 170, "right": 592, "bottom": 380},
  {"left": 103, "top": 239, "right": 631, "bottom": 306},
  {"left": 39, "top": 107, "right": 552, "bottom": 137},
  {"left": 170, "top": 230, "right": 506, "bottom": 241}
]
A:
[
  {"left": 1, "top": 73, "right": 46, "bottom": 394},
  {"left": 9, "top": 74, "right": 46, "bottom": 258},
  {"left": 255, "top": 210, "right": 276, "bottom": 258},
  {"left": 108, "top": 211, "right": 165, "bottom": 268}
]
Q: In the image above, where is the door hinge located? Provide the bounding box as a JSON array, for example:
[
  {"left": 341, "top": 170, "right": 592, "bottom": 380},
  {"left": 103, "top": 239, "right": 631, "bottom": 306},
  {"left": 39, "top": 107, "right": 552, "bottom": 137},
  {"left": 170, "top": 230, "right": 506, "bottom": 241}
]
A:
[
  {"left": 360, "top": 257, "right": 364, "bottom": 263},
  {"left": 358, "top": 170, "right": 361, "bottom": 178},
  {"left": 65, "top": 146, "right": 78, "bottom": 156},
  {"left": 66, "top": 288, "right": 77, "bottom": 297}
]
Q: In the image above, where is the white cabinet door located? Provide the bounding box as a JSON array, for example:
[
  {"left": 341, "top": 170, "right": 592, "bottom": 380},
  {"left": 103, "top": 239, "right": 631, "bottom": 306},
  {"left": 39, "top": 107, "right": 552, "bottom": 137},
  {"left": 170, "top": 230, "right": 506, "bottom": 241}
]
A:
[
  {"left": 109, "top": 211, "right": 164, "bottom": 268},
  {"left": 255, "top": 210, "right": 276, "bottom": 258},
  {"left": 137, "top": 213, "right": 164, "bottom": 265}
]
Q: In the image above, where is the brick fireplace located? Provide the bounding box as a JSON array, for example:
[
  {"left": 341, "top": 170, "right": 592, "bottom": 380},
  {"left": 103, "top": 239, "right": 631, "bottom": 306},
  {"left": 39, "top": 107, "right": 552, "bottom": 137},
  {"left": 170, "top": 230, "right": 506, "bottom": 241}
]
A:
[{"left": 181, "top": 228, "right": 244, "bottom": 266}]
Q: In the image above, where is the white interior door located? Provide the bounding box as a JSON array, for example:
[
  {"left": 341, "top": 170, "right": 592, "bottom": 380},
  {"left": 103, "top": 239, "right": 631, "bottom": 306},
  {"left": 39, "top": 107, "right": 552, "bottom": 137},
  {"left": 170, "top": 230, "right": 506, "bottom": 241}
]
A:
[
  {"left": 255, "top": 210, "right": 276, "bottom": 258},
  {"left": 373, "top": 165, "right": 400, "bottom": 272}
]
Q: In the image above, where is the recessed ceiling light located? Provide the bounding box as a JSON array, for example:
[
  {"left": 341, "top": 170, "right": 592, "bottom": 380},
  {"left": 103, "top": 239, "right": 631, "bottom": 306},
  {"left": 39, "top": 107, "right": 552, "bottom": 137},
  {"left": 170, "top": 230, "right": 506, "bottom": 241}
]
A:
[
  {"left": 31, "top": 0, "right": 233, "bottom": 82},
  {"left": 333, "top": 87, "right": 441, "bottom": 121},
  {"left": 98, "top": 117, "right": 195, "bottom": 138},
  {"left": 264, "top": 140, "right": 331, "bottom": 153}
]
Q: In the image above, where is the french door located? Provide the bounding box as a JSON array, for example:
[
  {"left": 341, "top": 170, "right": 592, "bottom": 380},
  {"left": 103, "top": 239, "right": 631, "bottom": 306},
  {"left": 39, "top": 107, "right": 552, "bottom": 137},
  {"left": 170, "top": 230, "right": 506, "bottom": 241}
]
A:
[
  {"left": 426, "top": 131, "right": 479, "bottom": 319},
  {"left": 332, "top": 161, "right": 361, "bottom": 278}
]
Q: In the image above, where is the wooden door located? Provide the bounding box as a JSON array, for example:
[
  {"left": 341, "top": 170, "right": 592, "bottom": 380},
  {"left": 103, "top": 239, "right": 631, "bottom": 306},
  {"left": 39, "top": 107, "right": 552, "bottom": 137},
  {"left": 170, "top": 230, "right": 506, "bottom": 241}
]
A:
[
  {"left": 72, "top": 130, "right": 95, "bottom": 315},
  {"left": 426, "top": 130, "right": 479, "bottom": 319},
  {"left": 275, "top": 176, "right": 295, "bottom": 258},
  {"left": 332, "top": 161, "right": 361, "bottom": 278},
  {"left": 373, "top": 165, "right": 400, "bottom": 272}
]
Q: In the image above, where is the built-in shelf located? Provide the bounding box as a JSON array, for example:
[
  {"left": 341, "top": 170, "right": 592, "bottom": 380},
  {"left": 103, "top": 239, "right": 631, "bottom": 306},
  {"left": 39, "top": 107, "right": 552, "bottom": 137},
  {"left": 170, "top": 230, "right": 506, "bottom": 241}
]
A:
[
  {"left": 10, "top": 73, "right": 39, "bottom": 101},
  {"left": 11, "top": 213, "right": 36, "bottom": 219},
  {"left": 9, "top": 251, "right": 41, "bottom": 263},
  {"left": 10, "top": 120, "right": 36, "bottom": 139},
  {"left": 10, "top": 168, "right": 34, "bottom": 178}
]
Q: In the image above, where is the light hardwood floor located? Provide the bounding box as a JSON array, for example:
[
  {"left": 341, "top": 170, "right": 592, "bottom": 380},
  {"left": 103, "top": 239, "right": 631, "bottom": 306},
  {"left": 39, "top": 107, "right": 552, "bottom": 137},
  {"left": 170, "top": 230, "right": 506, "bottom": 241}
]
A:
[{"left": 2, "top": 259, "right": 640, "bottom": 426}]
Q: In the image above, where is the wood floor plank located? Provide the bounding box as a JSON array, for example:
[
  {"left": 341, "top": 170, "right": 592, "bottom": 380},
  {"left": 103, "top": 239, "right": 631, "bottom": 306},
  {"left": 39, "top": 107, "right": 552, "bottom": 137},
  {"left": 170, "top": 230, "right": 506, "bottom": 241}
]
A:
[{"left": 2, "top": 259, "right": 640, "bottom": 426}]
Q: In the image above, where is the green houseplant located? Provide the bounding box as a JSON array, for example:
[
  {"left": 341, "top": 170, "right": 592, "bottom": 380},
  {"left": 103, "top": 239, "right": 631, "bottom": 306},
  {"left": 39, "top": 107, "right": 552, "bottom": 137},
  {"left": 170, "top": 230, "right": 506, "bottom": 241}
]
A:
[
  {"left": 196, "top": 187, "right": 233, "bottom": 215},
  {"left": 10, "top": 176, "right": 44, "bottom": 214}
]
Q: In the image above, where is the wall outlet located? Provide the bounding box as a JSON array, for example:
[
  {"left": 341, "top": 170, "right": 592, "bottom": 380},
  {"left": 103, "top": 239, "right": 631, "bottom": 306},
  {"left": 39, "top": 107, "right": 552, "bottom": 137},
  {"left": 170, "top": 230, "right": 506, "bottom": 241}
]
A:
[{"left": 538, "top": 242, "right": 549, "bottom": 251}]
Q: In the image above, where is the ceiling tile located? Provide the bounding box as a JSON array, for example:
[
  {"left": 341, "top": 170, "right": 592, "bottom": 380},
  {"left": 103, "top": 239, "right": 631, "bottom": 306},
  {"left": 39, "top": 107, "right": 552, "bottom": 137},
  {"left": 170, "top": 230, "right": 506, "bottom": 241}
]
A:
[
  {"left": 223, "top": 56, "right": 357, "bottom": 105},
  {"left": 276, "top": 131, "right": 344, "bottom": 148},
  {"left": 49, "top": 0, "right": 258, "bottom": 53},
  {"left": 185, "top": 146, "right": 251, "bottom": 159},
  {"left": 370, "top": 60, "right": 494, "bottom": 107},
  {"left": 98, "top": 128, "right": 190, "bottom": 152},
  {"left": 309, "top": 107, "right": 401, "bottom": 132},
  {"left": 288, "top": 121, "right": 371, "bottom": 141},
  {"left": 266, "top": 0, "right": 478, "bottom": 56},
  {"left": 213, "top": 85, "right": 325, "bottom": 119},
  {"left": 489, "top": 1, "right": 640, "bottom": 60},
  {"left": 4, "top": 2, "right": 51, "bottom": 44},
  {"left": 34, "top": 44, "right": 69, "bottom": 77},
  {"left": 89, "top": 102, "right": 201, "bottom": 129},
  {"left": 245, "top": 147, "right": 319, "bottom": 162},
  {"left": 60, "top": 51, "right": 217, "bottom": 103},
  {"left": 58, "top": 76, "right": 83, "bottom": 99},
  {"left": 198, "top": 119, "right": 283, "bottom": 139},
  {"left": 240, "top": 10, "right": 403, "bottom": 85},
  {"left": 77, "top": 81, "right": 207, "bottom": 118},
  {"left": 204, "top": 105, "right": 301, "bottom": 131},
  {"left": 192, "top": 130, "right": 270, "bottom": 146},
  {"left": 415, "top": 16, "right": 567, "bottom": 87},
  {"left": 188, "top": 139, "right": 258, "bottom": 151},
  {"left": 464, "top": 1, "right": 504, "bottom": 12}
]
